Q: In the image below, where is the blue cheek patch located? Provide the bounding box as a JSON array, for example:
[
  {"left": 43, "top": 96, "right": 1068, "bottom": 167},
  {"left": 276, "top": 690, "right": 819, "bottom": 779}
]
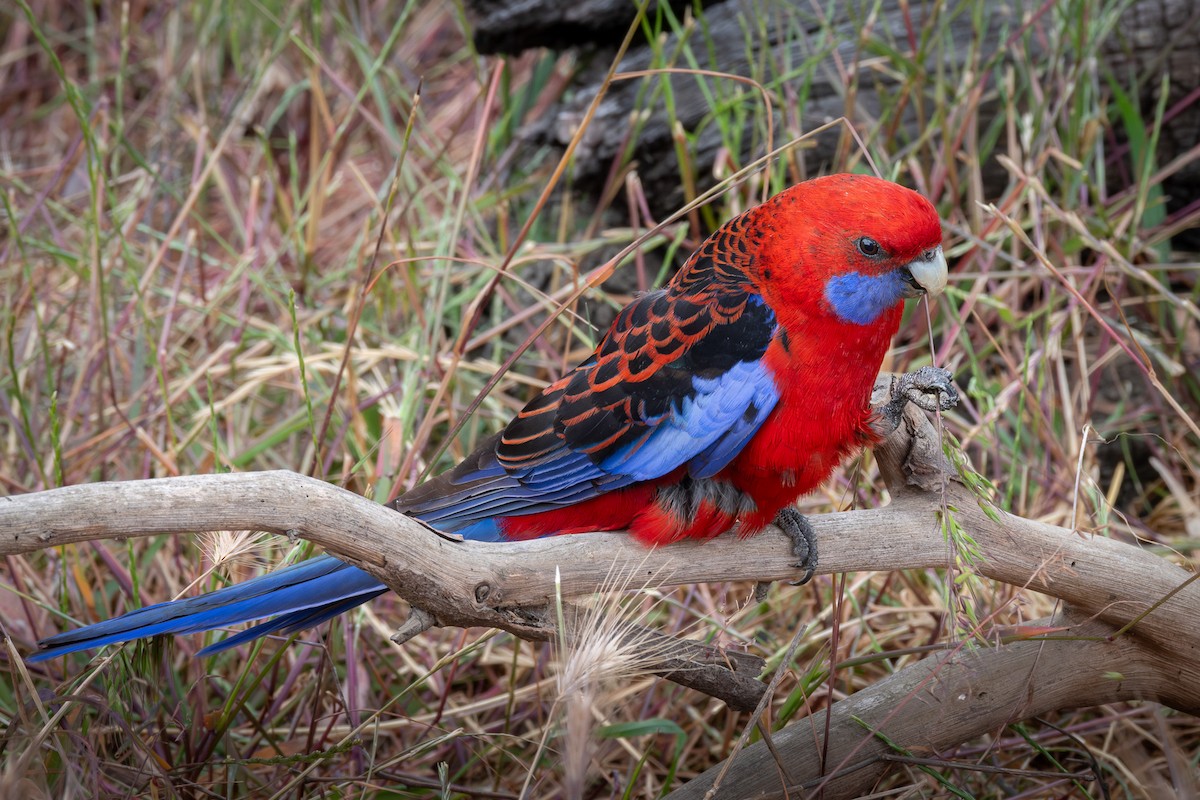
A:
[{"left": 824, "top": 271, "right": 907, "bottom": 325}]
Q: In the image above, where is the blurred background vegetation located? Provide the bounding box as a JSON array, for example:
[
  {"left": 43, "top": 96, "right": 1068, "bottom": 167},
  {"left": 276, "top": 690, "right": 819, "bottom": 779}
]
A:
[{"left": 1, "top": 0, "right": 1197, "bottom": 796}]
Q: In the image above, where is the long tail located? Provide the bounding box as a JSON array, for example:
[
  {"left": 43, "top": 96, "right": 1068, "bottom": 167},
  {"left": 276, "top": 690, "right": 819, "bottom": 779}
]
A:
[{"left": 29, "top": 555, "right": 387, "bottom": 662}]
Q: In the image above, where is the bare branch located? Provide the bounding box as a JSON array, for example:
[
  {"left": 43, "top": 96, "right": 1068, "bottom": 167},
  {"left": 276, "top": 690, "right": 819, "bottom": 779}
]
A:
[
  {"left": 666, "top": 611, "right": 1157, "bottom": 800},
  {"left": 2, "top": 375, "right": 1197, "bottom": 753}
]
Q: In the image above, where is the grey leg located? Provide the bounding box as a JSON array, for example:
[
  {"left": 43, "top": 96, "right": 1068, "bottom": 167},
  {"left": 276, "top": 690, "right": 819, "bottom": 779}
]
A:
[{"left": 776, "top": 506, "right": 817, "bottom": 586}]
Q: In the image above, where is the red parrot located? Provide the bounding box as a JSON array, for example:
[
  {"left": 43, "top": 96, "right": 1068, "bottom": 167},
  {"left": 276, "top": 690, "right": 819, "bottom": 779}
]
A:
[{"left": 30, "top": 173, "right": 951, "bottom": 661}]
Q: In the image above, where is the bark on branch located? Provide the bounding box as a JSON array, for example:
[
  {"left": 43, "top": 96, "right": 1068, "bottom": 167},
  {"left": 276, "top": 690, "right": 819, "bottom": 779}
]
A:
[
  {"left": 1, "top": 378, "right": 1197, "bottom": 791},
  {"left": 665, "top": 612, "right": 1170, "bottom": 799}
]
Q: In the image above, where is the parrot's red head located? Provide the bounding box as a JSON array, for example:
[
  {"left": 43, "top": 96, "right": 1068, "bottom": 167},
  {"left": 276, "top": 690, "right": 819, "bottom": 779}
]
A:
[{"left": 748, "top": 173, "right": 946, "bottom": 333}]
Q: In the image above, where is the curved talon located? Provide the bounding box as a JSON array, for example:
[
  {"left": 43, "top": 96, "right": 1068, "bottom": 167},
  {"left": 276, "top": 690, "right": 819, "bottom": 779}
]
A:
[{"left": 775, "top": 506, "right": 818, "bottom": 586}]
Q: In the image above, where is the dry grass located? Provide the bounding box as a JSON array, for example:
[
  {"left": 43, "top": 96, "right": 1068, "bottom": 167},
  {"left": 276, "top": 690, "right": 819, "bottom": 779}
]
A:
[{"left": 1, "top": 1, "right": 1198, "bottom": 797}]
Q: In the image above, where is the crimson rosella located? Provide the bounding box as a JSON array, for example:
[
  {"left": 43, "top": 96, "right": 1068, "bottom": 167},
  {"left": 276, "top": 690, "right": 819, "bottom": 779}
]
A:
[{"left": 30, "top": 173, "right": 953, "bottom": 661}]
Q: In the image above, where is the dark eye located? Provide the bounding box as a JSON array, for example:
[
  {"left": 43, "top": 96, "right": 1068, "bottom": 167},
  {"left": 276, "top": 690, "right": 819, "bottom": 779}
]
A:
[{"left": 857, "top": 237, "right": 881, "bottom": 257}]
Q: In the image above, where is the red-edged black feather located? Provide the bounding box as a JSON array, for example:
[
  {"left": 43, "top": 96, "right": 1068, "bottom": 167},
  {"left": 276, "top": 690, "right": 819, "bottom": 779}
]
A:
[{"left": 393, "top": 208, "right": 778, "bottom": 530}]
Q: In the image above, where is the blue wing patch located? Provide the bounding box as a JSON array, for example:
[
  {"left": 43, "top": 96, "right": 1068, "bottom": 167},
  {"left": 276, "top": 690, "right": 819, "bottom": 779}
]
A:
[{"left": 599, "top": 359, "right": 779, "bottom": 481}]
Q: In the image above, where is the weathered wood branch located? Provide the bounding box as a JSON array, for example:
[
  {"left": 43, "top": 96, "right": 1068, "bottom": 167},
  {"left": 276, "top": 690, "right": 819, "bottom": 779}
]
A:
[
  {"left": 2, "top": 377, "right": 1198, "bottom": 789},
  {"left": 665, "top": 612, "right": 1166, "bottom": 799},
  {"left": 3, "top": 409, "right": 1194, "bottom": 669}
]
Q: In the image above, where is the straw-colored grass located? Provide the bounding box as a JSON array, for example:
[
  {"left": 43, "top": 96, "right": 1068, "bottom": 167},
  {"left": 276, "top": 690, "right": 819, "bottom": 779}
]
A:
[{"left": 1, "top": 1, "right": 1197, "bottom": 797}]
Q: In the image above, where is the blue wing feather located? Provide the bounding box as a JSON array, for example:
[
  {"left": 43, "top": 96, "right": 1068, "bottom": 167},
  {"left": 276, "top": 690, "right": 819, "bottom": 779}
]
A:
[
  {"left": 687, "top": 365, "right": 780, "bottom": 479},
  {"left": 600, "top": 360, "right": 779, "bottom": 480}
]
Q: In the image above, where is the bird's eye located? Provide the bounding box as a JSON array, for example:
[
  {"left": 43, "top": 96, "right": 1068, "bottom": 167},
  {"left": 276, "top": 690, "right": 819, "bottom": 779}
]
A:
[{"left": 857, "top": 237, "right": 881, "bottom": 257}]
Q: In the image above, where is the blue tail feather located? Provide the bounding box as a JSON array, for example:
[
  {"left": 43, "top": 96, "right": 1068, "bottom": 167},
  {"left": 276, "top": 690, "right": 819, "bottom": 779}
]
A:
[
  {"left": 195, "top": 591, "right": 385, "bottom": 656},
  {"left": 30, "top": 554, "right": 386, "bottom": 661}
]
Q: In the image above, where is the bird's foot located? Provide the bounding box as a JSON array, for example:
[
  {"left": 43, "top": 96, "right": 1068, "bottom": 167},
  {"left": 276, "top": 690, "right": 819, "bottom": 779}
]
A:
[
  {"left": 776, "top": 506, "right": 818, "bottom": 586},
  {"left": 880, "top": 366, "right": 959, "bottom": 432}
]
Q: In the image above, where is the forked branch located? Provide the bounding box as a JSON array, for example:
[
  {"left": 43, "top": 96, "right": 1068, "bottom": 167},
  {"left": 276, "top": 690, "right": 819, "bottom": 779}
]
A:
[{"left": 1, "top": 378, "right": 1197, "bottom": 781}]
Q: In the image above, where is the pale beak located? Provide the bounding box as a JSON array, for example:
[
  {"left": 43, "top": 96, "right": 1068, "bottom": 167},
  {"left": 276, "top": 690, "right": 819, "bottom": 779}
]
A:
[{"left": 900, "top": 246, "right": 948, "bottom": 298}]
